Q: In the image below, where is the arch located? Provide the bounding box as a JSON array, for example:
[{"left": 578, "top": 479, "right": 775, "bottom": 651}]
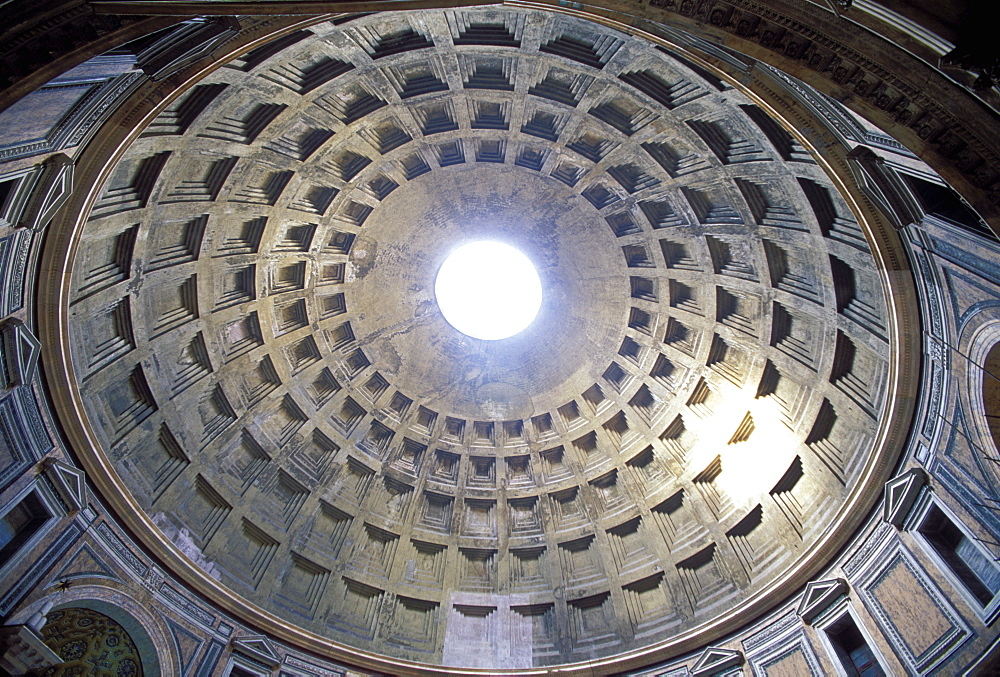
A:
[
  {"left": 957, "top": 314, "right": 1000, "bottom": 491},
  {"left": 46, "top": 601, "right": 161, "bottom": 676},
  {"left": 52, "top": 601, "right": 162, "bottom": 676},
  {"left": 34, "top": 591, "right": 170, "bottom": 677},
  {"left": 40, "top": 606, "right": 144, "bottom": 676},
  {"left": 968, "top": 319, "right": 1000, "bottom": 455},
  {"left": 984, "top": 342, "right": 1000, "bottom": 452}
]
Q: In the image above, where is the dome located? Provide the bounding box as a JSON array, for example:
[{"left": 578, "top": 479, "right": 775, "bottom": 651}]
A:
[{"left": 44, "top": 8, "right": 912, "bottom": 672}]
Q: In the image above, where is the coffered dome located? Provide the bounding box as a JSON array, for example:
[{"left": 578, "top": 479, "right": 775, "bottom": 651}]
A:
[{"left": 54, "top": 8, "right": 902, "bottom": 672}]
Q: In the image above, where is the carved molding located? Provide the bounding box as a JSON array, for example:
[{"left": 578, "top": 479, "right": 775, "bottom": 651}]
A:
[{"left": 0, "top": 624, "right": 62, "bottom": 675}]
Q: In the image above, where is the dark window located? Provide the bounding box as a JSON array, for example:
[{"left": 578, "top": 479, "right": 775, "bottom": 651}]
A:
[
  {"left": 0, "top": 492, "right": 51, "bottom": 567},
  {"left": 918, "top": 504, "right": 1000, "bottom": 606},
  {"left": 0, "top": 178, "right": 16, "bottom": 213},
  {"left": 826, "top": 614, "right": 885, "bottom": 677},
  {"left": 903, "top": 174, "right": 997, "bottom": 242}
]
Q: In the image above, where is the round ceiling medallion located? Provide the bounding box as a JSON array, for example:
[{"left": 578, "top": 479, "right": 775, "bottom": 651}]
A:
[{"left": 434, "top": 241, "right": 543, "bottom": 340}]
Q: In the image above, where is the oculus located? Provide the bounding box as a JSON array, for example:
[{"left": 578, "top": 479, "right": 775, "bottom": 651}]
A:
[{"left": 434, "top": 241, "right": 542, "bottom": 340}]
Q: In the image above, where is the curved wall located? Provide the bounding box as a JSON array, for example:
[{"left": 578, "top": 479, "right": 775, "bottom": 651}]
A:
[{"left": 0, "top": 3, "right": 998, "bottom": 676}]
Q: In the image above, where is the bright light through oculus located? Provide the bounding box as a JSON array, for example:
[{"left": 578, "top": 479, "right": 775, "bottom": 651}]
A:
[{"left": 435, "top": 241, "right": 542, "bottom": 340}]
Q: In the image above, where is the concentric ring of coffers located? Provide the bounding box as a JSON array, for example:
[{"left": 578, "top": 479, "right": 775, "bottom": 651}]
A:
[{"left": 65, "top": 8, "right": 892, "bottom": 669}]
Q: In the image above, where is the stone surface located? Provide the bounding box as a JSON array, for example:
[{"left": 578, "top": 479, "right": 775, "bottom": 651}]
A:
[{"left": 55, "top": 8, "right": 895, "bottom": 668}]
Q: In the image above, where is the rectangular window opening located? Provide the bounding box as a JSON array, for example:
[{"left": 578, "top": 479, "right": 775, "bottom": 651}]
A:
[
  {"left": 0, "top": 492, "right": 52, "bottom": 568},
  {"left": 918, "top": 504, "right": 1000, "bottom": 607},
  {"left": 825, "top": 614, "right": 885, "bottom": 677}
]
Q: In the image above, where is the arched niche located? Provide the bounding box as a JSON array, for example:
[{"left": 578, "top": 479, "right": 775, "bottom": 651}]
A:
[
  {"left": 958, "top": 313, "right": 1000, "bottom": 490},
  {"left": 45, "top": 601, "right": 162, "bottom": 676},
  {"left": 40, "top": 607, "right": 142, "bottom": 676}
]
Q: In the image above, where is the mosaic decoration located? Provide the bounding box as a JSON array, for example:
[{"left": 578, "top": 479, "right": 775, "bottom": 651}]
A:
[{"left": 41, "top": 607, "right": 143, "bottom": 677}]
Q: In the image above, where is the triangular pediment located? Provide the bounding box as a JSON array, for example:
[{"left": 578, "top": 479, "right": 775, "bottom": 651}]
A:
[
  {"left": 797, "top": 577, "right": 848, "bottom": 623},
  {"left": 233, "top": 635, "right": 281, "bottom": 667},
  {"left": 41, "top": 458, "right": 86, "bottom": 512},
  {"left": 690, "top": 646, "right": 742, "bottom": 676},
  {"left": 1, "top": 318, "right": 40, "bottom": 387},
  {"left": 19, "top": 154, "right": 73, "bottom": 232},
  {"left": 846, "top": 146, "right": 923, "bottom": 229},
  {"left": 883, "top": 467, "right": 928, "bottom": 527}
]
